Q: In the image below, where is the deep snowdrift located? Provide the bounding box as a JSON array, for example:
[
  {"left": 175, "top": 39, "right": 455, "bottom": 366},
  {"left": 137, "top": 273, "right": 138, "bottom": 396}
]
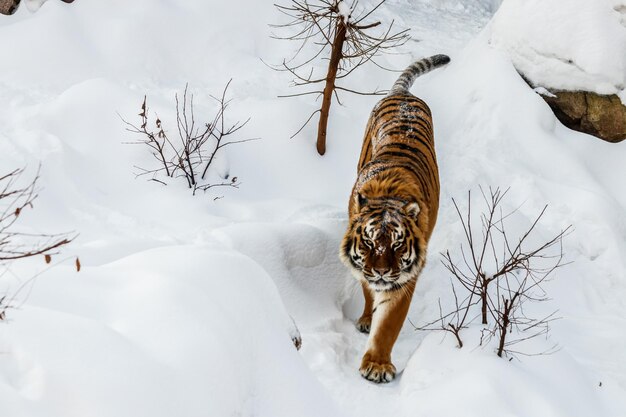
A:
[
  {"left": 1, "top": 1, "right": 625, "bottom": 417},
  {"left": 490, "top": 0, "right": 626, "bottom": 102}
]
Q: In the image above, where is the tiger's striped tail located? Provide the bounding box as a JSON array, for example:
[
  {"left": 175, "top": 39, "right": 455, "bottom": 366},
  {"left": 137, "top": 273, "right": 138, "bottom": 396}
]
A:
[{"left": 388, "top": 54, "right": 451, "bottom": 95}]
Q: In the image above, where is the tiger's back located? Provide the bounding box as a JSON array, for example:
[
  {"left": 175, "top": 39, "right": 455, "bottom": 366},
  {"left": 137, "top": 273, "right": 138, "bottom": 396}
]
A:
[{"left": 351, "top": 92, "right": 440, "bottom": 240}]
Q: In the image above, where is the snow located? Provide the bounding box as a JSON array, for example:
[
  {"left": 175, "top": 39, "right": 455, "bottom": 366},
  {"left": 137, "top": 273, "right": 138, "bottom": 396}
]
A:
[
  {"left": 1, "top": 1, "right": 625, "bottom": 417},
  {"left": 338, "top": 0, "right": 351, "bottom": 23},
  {"left": 490, "top": 0, "right": 626, "bottom": 102},
  {"left": 1, "top": 247, "right": 341, "bottom": 417},
  {"left": 534, "top": 86, "right": 557, "bottom": 98},
  {"left": 22, "top": 0, "right": 47, "bottom": 13}
]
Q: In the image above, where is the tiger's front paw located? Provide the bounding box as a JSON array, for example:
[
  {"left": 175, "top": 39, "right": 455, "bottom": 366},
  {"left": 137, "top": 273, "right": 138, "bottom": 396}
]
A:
[
  {"left": 360, "top": 357, "right": 396, "bottom": 383},
  {"left": 356, "top": 315, "right": 372, "bottom": 333}
]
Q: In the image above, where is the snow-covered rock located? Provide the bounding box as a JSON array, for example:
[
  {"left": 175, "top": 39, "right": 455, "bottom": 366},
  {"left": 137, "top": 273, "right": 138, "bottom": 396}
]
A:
[
  {"left": 490, "top": 0, "right": 626, "bottom": 99},
  {"left": 490, "top": 0, "right": 626, "bottom": 141}
]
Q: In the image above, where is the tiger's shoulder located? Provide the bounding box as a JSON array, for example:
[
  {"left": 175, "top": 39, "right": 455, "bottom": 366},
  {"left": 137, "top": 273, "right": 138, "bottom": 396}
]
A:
[{"left": 353, "top": 92, "right": 440, "bottom": 233}]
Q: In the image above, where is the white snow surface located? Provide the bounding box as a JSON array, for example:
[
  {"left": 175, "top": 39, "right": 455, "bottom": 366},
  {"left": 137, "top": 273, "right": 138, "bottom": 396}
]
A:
[
  {"left": 490, "top": 0, "right": 626, "bottom": 101},
  {"left": 1, "top": 1, "right": 625, "bottom": 417}
]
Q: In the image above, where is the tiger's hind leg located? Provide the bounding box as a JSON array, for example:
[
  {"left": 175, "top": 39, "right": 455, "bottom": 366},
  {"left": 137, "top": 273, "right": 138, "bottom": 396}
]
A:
[{"left": 356, "top": 281, "right": 374, "bottom": 333}]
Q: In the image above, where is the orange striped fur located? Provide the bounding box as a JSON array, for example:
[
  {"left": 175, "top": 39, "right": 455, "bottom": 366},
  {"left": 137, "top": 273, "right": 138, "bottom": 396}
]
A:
[{"left": 340, "top": 54, "right": 449, "bottom": 383}]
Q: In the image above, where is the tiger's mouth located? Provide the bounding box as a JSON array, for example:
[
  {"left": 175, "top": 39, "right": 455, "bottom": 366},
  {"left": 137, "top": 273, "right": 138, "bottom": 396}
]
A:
[
  {"left": 368, "top": 279, "right": 401, "bottom": 292},
  {"left": 364, "top": 274, "right": 403, "bottom": 291}
]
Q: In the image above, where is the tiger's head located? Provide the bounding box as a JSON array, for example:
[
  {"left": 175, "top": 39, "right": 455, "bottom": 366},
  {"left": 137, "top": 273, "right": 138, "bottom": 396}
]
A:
[{"left": 340, "top": 194, "right": 427, "bottom": 292}]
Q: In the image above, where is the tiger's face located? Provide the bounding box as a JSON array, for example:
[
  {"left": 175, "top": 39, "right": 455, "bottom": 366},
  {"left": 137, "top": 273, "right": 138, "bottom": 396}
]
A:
[{"left": 341, "top": 198, "right": 426, "bottom": 291}]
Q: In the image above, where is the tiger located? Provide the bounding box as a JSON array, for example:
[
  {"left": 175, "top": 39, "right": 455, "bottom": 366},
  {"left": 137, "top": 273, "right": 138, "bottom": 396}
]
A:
[{"left": 339, "top": 54, "right": 450, "bottom": 383}]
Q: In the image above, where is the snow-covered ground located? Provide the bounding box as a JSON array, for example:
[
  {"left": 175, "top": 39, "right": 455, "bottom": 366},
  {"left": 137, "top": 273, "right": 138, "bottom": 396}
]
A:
[{"left": 1, "top": 1, "right": 625, "bottom": 416}]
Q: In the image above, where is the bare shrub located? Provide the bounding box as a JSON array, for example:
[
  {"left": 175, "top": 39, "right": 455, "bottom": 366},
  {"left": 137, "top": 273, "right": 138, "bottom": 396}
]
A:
[
  {"left": 417, "top": 187, "right": 570, "bottom": 357},
  {"left": 0, "top": 166, "right": 76, "bottom": 320},
  {"left": 122, "top": 81, "right": 257, "bottom": 196},
  {"left": 270, "top": 0, "right": 409, "bottom": 155}
]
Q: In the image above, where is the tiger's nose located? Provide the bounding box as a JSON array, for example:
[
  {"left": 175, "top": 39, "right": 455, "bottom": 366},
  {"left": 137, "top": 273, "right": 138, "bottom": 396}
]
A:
[{"left": 373, "top": 267, "right": 390, "bottom": 277}]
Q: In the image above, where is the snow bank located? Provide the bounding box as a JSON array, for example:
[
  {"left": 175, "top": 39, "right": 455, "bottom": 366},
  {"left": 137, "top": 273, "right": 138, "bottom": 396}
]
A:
[
  {"left": 400, "top": 328, "right": 621, "bottom": 417},
  {"left": 213, "top": 217, "right": 354, "bottom": 328},
  {"left": 490, "top": 0, "right": 626, "bottom": 101},
  {"left": 0, "top": 246, "right": 342, "bottom": 417}
]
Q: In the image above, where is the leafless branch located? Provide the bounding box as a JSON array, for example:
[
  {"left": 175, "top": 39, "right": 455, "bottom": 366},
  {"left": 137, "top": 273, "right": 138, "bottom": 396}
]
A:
[
  {"left": 122, "top": 82, "right": 258, "bottom": 197},
  {"left": 0, "top": 167, "right": 76, "bottom": 263},
  {"left": 0, "top": 167, "right": 76, "bottom": 321}
]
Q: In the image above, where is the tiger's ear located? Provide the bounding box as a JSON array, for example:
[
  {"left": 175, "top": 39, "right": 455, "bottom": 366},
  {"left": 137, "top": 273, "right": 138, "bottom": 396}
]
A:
[
  {"left": 356, "top": 193, "right": 368, "bottom": 211},
  {"left": 404, "top": 201, "right": 421, "bottom": 218}
]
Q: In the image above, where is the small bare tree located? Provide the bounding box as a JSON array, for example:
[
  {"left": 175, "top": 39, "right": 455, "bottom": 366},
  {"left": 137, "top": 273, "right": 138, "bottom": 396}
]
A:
[
  {"left": 122, "top": 81, "right": 258, "bottom": 196},
  {"left": 0, "top": 167, "right": 76, "bottom": 320},
  {"left": 271, "top": 0, "right": 409, "bottom": 155},
  {"left": 417, "top": 187, "right": 570, "bottom": 357}
]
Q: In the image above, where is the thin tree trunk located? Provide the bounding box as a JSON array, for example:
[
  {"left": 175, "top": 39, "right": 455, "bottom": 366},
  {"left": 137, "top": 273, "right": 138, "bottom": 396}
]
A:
[
  {"left": 481, "top": 276, "right": 489, "bottom": 325},
  {"left": 497, "top": 299, "right": 512, "bottom": 357},
  {"left": 316, "top": 18, "right": 346, "bottom": 156}
]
